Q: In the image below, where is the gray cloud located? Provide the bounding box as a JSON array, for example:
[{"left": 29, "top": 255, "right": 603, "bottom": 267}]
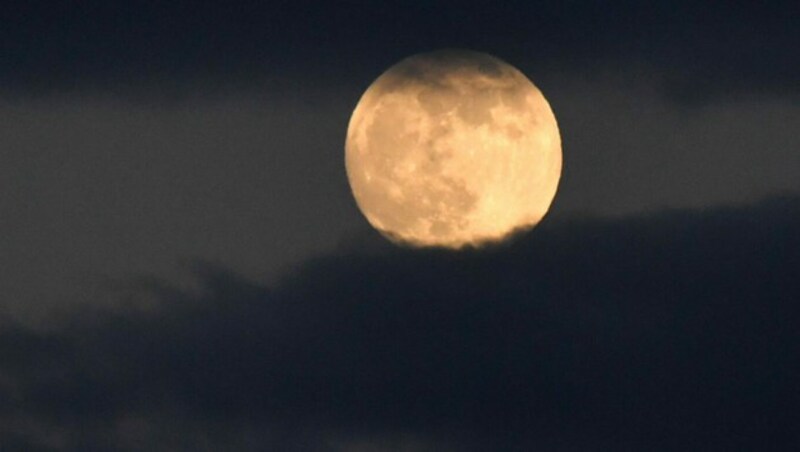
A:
[
  {"left": 1, "top": 196, "right": 798, "bottom": 450},
  {"left": 1, "top": 2, "right": 796, "bottom": 104},
  {"left": 0, "top": 90, "right": 361, "bottom": 324},
  {"left": 542, "top": 69, "right": 800, "bottom": 217},
  {"left": 2, "top": 64, "right": 799, "bottom": 324}
]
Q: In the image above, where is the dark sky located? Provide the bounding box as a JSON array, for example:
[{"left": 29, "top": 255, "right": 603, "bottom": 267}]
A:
[{"left": 1, "top": 1, "right": 798, "bottom": 450}]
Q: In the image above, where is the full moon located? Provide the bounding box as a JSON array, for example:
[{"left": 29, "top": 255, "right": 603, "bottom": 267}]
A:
[{"left": 345, "top": 50, "right": 561, "bottom": 248}]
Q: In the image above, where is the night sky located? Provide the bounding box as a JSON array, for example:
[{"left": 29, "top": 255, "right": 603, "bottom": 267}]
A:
[{"left": 1, "top": 1, "right": 799, "bottom": 450}]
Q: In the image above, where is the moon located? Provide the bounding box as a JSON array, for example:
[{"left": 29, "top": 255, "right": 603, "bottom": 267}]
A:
[{"left": 345, "top": 50, "right": 561, "bottom": 248}]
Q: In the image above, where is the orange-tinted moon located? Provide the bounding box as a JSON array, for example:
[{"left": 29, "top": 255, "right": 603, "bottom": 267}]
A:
[{"left": 345, "top": 50, "right": 561, "bottom": 248}]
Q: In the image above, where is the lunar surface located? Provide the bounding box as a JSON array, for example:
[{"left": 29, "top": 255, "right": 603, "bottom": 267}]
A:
[{"left": 345, "top": 50, "right": 561, "bottom": 248}]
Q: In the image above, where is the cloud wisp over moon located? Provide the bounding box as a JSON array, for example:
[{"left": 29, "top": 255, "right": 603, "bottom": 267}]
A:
[{"left": 2, "top": 196, "right": 798, "bottom": 451}]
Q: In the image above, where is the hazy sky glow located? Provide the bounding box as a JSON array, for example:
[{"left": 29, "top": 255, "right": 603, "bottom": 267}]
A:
[{"left": 1, "top": 1, "right": 798, "bottom": 450}]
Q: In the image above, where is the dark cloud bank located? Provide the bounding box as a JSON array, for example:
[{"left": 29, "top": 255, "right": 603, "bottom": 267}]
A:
[
  {"left": 2, "top": 1, "right": 797, "bottom": 104},
  {"left": 2, "top": 196, "right": 799, "bottom": 451}
]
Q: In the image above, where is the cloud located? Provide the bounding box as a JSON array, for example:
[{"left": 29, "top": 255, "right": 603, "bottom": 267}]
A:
[
  {"left": 0, "top": 93, "right": 359, "bottom": 323},
  {"left": 1, "top": 1, "right": 796, "bottom": 104},
  {"left": 2, "top": 196, "right": 799, "bottom": 450},
  {"left": 544, "top": 73, "right": 800, "bottom": 217}
]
